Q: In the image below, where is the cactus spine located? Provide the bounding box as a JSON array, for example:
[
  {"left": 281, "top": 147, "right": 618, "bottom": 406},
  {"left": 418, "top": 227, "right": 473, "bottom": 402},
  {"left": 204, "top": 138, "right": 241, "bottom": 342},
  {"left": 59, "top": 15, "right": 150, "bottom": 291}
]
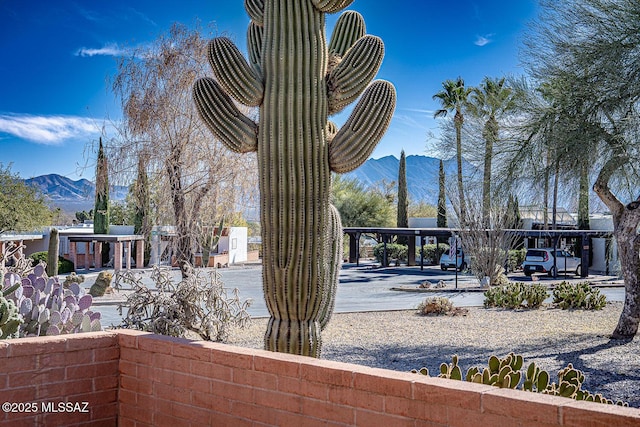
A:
[
  {"left": 194, "top": 0, "right": 395, "bottom": 356},
  {"left": 47, "top": 228, "right": 59, "bottom": 277}
]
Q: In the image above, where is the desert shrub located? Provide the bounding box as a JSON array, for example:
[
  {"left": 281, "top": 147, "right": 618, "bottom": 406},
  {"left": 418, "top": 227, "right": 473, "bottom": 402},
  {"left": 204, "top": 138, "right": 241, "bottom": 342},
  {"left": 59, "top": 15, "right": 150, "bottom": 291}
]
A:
[
  {"left": 373, "top": 243, "right": 407, "bottom": 265},
  {"left": 552, "top": 281, "right": 606, "bottom": 310},
  {"left": 417, "top": 297, "right": 467, "bottom": 316},
  {"left": 484, "top": 282, "right": 548, "bottom": 309},
  {"left": 28, "top": 252, "right": 74, "bottom": 274},
  {"left": 419, "top": 244, "right": 449, "bottom": 265},
  {"left": 115, "top": 265, "right": 251, "bottom": 342},
  {"left": 507, "top": 248, "right": 526, "bottom": 272}
]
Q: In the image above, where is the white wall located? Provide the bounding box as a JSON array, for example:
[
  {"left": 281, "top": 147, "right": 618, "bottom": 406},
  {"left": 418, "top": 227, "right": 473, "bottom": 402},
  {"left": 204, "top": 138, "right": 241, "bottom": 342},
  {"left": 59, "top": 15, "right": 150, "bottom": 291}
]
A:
[{"left": 217, "top": 227, "right": 248, "bottom": 264}]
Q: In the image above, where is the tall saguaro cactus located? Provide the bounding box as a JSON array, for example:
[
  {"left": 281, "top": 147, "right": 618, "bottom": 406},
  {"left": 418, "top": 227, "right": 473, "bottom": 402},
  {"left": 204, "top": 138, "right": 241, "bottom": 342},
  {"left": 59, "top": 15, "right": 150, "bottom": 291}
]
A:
[{"left": 194, "top": 0, "right": 396, "bottom": 357}]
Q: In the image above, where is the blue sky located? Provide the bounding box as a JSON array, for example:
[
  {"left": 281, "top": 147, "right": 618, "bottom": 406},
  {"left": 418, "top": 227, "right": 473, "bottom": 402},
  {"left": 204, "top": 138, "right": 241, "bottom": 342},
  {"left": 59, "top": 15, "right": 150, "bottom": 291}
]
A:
[{"left": 0, "top": 0, "right": 537, "bottom": 181}]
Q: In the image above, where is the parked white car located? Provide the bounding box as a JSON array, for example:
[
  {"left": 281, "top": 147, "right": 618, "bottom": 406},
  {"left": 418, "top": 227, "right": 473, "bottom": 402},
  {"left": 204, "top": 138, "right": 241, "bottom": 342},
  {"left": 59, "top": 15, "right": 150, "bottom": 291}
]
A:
[
  {"left": 439, "top": 247, "right": 467, "bottom": 272},
  {"left": 522, "top": 248, "right": 581, "bottom": 277}
]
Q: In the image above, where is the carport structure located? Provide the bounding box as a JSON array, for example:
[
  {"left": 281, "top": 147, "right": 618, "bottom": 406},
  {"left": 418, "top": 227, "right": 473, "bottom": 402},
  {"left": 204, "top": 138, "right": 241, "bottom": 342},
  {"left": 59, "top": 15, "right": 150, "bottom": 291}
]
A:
[{"left": 343, "top": 227, "right": 614, "bottom": 278}]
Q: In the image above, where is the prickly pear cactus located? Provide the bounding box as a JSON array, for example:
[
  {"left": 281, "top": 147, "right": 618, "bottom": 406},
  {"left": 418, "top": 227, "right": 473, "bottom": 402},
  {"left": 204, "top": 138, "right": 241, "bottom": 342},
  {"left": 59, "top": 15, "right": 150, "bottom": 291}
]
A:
[{"left": 194, "top": 0, "right": 396, "bottom": 357}]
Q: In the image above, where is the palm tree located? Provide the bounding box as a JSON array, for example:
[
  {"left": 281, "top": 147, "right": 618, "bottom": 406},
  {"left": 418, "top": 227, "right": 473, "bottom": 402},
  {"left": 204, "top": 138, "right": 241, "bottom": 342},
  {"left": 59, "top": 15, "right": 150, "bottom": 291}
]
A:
[
  {"left": 468, "top": 77, "right": 516, "bottom": 224},
  {"left": 433, "top": 77, "right": 472, "bottom": 224}
]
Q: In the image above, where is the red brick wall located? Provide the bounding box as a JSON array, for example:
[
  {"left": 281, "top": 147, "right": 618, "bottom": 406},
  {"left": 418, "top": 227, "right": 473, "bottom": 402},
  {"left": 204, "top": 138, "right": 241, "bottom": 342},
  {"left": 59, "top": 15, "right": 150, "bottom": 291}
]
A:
[
  {"left": 2, "top": 330, "right": 639, "bottom": 426},
  {"left": 117, "top": 329, "right": 640, "bottom": 426},
  {"left": 0, "top": 332, "right": 119, "bottom": 426}
]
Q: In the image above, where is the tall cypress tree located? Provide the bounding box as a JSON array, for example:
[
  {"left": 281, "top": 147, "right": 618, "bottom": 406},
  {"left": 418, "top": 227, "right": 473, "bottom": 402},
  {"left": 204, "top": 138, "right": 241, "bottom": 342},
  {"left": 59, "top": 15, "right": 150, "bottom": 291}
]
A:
[
  {"left": 397, "top": 151, "right": 408, "bottom": 244},
  {"left": 94, "top": 138, "right": 110, "bottom": 264},
  {"left": 133, "top": 154, "right": 151, "bottom": 266},
  {"left": 437, "top": 159, "right": 447, "bottom": 228}
]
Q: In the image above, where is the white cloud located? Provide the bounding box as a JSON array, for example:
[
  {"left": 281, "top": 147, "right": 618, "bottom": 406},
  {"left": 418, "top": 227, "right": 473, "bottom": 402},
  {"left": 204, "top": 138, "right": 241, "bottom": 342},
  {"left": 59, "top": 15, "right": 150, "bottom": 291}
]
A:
[
  {"left": 0, "top": 114, "right": 100, "bottom": 145},
  {"left": 75, "top": 43, "right": 126, "bottom": 57},
  {"left": 474, "top": 34, "right": 494, "bottom": 47}
]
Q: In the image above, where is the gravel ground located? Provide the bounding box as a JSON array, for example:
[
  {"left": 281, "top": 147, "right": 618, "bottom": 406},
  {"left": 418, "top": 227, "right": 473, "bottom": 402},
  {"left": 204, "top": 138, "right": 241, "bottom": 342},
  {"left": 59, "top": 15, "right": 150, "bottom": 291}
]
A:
[{"left": 226, "top": 302, "right": 640, "bottom": 408}]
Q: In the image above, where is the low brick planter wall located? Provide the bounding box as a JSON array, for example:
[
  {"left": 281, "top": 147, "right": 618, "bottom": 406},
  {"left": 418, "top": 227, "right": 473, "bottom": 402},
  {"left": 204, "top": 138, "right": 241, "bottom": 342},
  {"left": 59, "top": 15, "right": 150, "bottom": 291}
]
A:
[{"left": 2, "top": 330, "right": 640, "bottom": 426}]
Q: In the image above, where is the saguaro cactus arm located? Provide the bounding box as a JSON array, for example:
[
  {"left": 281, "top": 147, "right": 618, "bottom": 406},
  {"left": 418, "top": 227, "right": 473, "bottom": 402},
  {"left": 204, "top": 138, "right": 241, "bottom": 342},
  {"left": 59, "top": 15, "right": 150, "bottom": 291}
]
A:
[
  {"left": 329, "top": 80, "right": 396, "bottom": 173},
  {"left": 247, "top": 22, "right": 264, "bottom": 74},
  {"left": 193, "top": 77, "right": 258, "bottom": 153},
  {"left": 245, "top": 0, "right": 264, "bottom": 25},
  {"left": 328, "top": 10, "right": 365, "bottom": 57},
  {"left": 312, "top": 0, "right": 355, "bottom": 13},
  {"left": 207, "top": 38, "right": 263, "bottom": 107},
  {"left": 327, "top": 35, "right": 385, "bottom": 115}
]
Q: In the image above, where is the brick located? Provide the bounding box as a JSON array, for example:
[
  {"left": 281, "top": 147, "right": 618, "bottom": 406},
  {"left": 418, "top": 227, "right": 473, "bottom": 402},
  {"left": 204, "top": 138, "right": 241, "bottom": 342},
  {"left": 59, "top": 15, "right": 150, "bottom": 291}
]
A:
[
  {"left": 119, "top": 360, "right": 137, "bottom": 377},
  {"left": 37, "top": 352, "right": 68, "bottom": 368},
  {"left": 276, "top": 410, "right": 329, "bottom": 427},
  {"left": 137, "top": 334, "right": 190, "bottom": 355},
  {"left": 413, "top": 376, "right": 491, "bottom": 410},
  {"left": 93, "top": 346, "right": 120, "bottom": 362},
  {"left": 209, "top": 411, "right": 253, "bottom": 427},
  {"left": 1, "top": 386, "right": 37, "bottom": 402},
  {"left": 119, "top": 401, "right": 153, "bottom": 424},
  {"left": 301, "top": 362, "right": 353, "bottom": 387},
  {"left": 254, "top": 353, "right": 301, "bottom": 378},
  {"left": 118, "top": 388, "right": 137, "bottom": 406},
  {"left": 447, "top": 407, "right": 517, "bottom": 427},
  {"left": 119, "top": 347, "right": 148, "bottom": 364},
  {"left": 231, "top": 401, "right": 278, "bottom": 425},
  {"left": 154, "top": 382, "right": 191, "bottom": 405},
  {"left": 171, "top": 341, "right": 212, "bottom": 361},
  {"left": 36, "top": 379, "right": 94, "bottom": 399},
  {"left": 116, "top": 329, "right": 146, "bottom": 349},
  {"left": 353, "top": 370, "right": 412, "bottom": 398},
  {"left": 58, "top": 349, "right": 94, "bottom": 365},
  {"left": 355, "top": 409, "right": 414, "bottom": 427},
  {"left": 233, "top": 368, "right": 278, "bottom": 390},
  {"left": 211, "top": 380, "right": 255, "bottom": 403},
  {"left": 482, "top": 388, "right": 561, "bottom": 425},
  {"left": 9, "top": 367, "right": 65, "bottom": 388},
  {"left": 173, "top": 372, "right": 210, "bottom": 394},
  {"left": 41, "top": 410, "right": 92, "bottom": 426},
  {"left": 302, "top": 398, "right": 355, "bottom": 424},
  {"left": 8, "top": 336, "right": 67, "bottom": 356},
  {"left": 562, "top": 399, "right": 640, "bottom": 427},
  {"left": 328, "top": 386, "right": 384, "bottom": 412},
  {"left": 65, "top": 332, "right": 117, "bottom": 351},
  {"left": 190, "top": 359, "right": 232, "bottom": 381},
  {"left": 153, "top": 352, "right": 190, "bottom": 373},
  {"left": 92, "top": 374, "right": 118, "bottom": 392},
  {"left": 385, "top": 395, "right": 427, "bottom": 419},
  {"left": 210, "top": 346, "right": 254, "bottom": 369},
  {"left": 0, "top": 340, "right": 9, "bottom": 357},
  {"left": 278, "top": 376, "right": 327, "bottom": 400},
  {"left": 66, "top": 361, "right": 118, "bottom": 380},
  {"left": 2, "top": 355, "right": 37, "bottom": 373},
  {"left": 192, "top": 391, "right": 232, "bottom": 413},
  {"left": 120, "top": 375, "right": 152, "bottom": 395},
  {"left": 254, "top": 389, "right": 302, "bottom": 413},
  {"left": 77, "top": 419, "right": 119, "bottom": 427},
  {"left": 170, "top": 401, "right": 212, "bottom": 424}
]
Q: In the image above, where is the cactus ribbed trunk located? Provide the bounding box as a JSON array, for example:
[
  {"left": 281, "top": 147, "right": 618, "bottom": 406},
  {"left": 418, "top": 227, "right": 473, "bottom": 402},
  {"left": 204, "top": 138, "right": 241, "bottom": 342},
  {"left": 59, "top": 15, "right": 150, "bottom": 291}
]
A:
[
  {"left": 260, "top": 1, "right": 334, "bottom": 356},
  {"left": 194, "top": 0, "right": 396, "bottom": 356},
  {"left": 47, "top": 228, "right": 59, "bottom": 277}
]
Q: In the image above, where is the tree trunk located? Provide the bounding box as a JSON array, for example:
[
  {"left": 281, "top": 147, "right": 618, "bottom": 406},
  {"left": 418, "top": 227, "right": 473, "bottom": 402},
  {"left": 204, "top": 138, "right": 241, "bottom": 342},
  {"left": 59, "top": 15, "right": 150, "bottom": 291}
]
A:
[
  {"left": 611, "top": 211, "right": 640, "bottom": 338},
  {"left": 481, "top": 117, "right": 498, "bottom": 226},
  {"left": 454, "top": 112, "right": 466, "bottom": 224},
  {"left": 552, "top": 158, "right": 559, "bottom": 229},
  {"left": 543, "top": 151, "right": 550, "bottom": 230},
  {"left": 167, "top": 157, "right": 193, "bottom": 279}
]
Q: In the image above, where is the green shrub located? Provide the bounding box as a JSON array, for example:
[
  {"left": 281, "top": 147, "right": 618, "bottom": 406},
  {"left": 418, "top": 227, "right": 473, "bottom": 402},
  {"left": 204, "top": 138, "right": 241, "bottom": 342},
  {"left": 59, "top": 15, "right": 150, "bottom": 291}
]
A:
[
  {"left": 28, "top": 252, "right": 74, "bottom": 274},
  {"left": 552, "top": 281, "right": 606, "bottom": 310},
  {"left": 373, "top": 243, "right": 407, "bottom": 265},
  {"left": 419, "top": 244, "right": 449, "bottom": 265},
  {"left": 484, "top": 282, "right": 548, "bottom": 309},
  {"left": 507, "top": 248, "right": 526, "bottom": 271}
]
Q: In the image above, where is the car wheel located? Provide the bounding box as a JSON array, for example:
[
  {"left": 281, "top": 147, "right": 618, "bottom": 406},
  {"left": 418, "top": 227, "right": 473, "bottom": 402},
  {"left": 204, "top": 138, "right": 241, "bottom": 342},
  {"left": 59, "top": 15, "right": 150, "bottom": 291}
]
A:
[
  {"left": 459, "top": 262, "right": 467, "bottom": 272},
  {"left": 576, "top": 264, "right": 582, "bottom": 276},
  {"left": 548, "top": 266, "right": 557, "bottom": 277},
  {"left": 525, "top": 271, "right": 532, "bottom": 277},
  {"left": 441, "top": 265, "right": 447, "bottom": 271}
]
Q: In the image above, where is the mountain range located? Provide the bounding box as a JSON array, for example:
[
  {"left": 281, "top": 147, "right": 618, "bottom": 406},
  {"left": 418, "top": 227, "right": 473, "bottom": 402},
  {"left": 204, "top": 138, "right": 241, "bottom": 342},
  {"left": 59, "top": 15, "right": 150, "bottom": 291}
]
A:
[
  {"left": 343, "top": 155, "right": 477, "bottom": 205},
  {"left": 25, "top": 174, "right": 128, "bottom": 213},
  {"left": 26, "top": 155, "right": 472, "bottom": 213}
]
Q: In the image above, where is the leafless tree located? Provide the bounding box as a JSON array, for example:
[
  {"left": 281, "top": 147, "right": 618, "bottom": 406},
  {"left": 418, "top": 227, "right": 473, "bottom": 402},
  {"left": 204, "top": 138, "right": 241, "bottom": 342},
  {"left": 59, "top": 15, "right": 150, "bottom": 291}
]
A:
[{"left": 109, "top": 23, "right": 258, "bottom": 278}]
